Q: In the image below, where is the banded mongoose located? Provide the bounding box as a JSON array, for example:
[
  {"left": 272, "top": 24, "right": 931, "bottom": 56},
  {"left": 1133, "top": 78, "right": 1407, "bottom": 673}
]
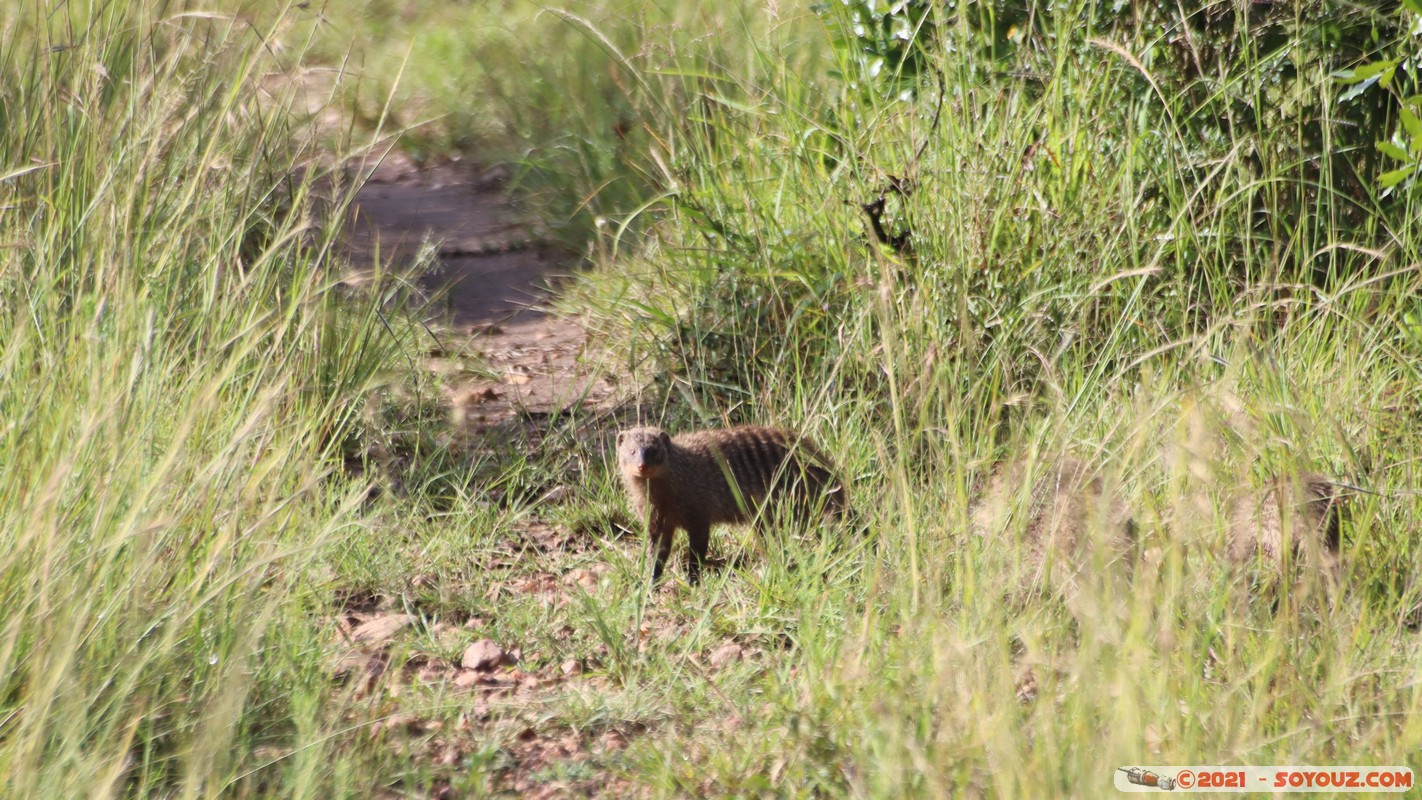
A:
[
  {"left": 1227, "top": 472, "right": 1345, "bottom": 572},
  {"left": 970, "top": 456, "right": 1138, "bottom": 595},
  {"left": 617, "top": 425, "right": 846, "bottom": 584}
]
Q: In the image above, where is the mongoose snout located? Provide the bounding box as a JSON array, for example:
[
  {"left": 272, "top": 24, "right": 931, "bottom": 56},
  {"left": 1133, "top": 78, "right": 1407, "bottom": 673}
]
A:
[{"left": 621, "top": 429, "right": 668, "bottom": 478}]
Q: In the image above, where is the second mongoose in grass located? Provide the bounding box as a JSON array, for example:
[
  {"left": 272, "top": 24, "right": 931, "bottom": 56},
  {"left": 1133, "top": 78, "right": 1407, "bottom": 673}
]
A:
[
  {"left": 970, "top": 456, "right": 1138, "bottom": 597},
  {"left": 616, "top": 425, "right": 846, "bottom": 585},
  {"left": 1227, "top": 472, "right": 1345, "bottom": 572}
]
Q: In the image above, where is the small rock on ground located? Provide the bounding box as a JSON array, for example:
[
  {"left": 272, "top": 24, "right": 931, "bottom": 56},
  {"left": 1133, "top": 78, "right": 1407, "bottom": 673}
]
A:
[{"left": 463, "top": 638, "right": 507, "bottom": 671}]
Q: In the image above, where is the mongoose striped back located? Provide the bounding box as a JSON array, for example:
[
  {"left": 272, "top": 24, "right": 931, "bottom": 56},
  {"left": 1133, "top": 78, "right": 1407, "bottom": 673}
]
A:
[{"left": 1228, "top": 472, "right": 1345, "bottom": 571}]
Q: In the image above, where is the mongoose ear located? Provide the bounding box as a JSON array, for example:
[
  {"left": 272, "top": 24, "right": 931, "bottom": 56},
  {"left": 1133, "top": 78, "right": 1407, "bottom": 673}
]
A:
[
  {"left": 616, "top": 431, "right": 624, "bottom": 445},
  {"left": 660, "top": 431, "right": 671, "bottom": 446}
]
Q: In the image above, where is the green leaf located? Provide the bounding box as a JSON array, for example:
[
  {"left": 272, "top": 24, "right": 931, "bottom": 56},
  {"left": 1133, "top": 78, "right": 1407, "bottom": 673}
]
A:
[
  {"left": 1378, "top": 140, "right": 1410, "bottom": 161},
  {"left": 1380, "top": 166, "right": 1414, "bottom": 190},
  {"left": 1353, "top": 59, "right": 1399, "bottom": 81},
  {"left": 1402, "top": 104, "right": 1422, "bottom": 140}
]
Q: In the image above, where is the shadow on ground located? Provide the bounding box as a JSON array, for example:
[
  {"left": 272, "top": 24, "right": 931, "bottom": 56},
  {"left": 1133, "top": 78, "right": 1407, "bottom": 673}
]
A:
[{"left": 344, "top": 155, "right": 561, "bottom": 326}]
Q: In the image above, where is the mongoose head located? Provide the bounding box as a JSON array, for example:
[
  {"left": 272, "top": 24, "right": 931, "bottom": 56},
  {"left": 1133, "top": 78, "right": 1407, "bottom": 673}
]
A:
[{"left": 618, "top": 427, "right": 671, "bottom": 479}]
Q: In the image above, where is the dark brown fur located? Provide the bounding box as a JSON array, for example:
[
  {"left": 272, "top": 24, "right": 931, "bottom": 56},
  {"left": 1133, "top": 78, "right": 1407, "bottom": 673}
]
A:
[
  {"left": 1227, "top": 472, "right": 1344, "bottom": 572},
  {"left": 617, "top": 425, "right": 846, "bottom": 584}
]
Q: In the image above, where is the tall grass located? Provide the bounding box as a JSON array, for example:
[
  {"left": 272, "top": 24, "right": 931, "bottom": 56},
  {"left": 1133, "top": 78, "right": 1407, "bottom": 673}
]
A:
[
  {"left": 0, "top": 1, "right": 407, "bottom": 794},
  {"left": 554, "top": 0, "right": 1422, "bottom": 795},
  {"left": 15, "top": 0, "right": 1415, "bottom": 795},
  {"left": 257, "top": 0, "right": 823, "bottom": 245}
]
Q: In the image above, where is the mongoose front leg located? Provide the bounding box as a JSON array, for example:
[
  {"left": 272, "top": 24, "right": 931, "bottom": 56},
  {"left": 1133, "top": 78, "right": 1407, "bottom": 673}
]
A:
[
  {"left": 686, "top": 519, "right": 711, "bottom": 585},
  {"left": 650, "top": 514, "right": 676, "bottom": 584}
]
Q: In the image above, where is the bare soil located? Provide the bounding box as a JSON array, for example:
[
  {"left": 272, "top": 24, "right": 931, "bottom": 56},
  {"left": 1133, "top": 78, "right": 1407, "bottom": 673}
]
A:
[
  {"left": 343, "top": 152, "right": 623, "bottom": 428},
  {"left": 336, "top": 154, "right": 639, "bottom": 797},
  {"left": 343, "top": 155, "right": 557, "bottom": 325}
]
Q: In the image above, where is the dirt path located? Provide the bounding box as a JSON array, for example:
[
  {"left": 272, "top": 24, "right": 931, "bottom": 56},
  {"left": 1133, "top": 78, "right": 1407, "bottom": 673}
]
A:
[
  {"left": 336, "top": 155, "right": 638, "bottom": 798},
  {"left": 344, "top": 155, "right": 556, "bottom": 325},
  {"left": 343, "top": 153, "right": 621, "bottom": 430}
]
